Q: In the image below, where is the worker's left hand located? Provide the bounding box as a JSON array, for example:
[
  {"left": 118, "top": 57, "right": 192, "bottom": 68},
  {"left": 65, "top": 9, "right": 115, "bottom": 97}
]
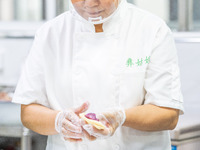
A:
[
  {"left": 55, "top": 102, "right": 90, "bottom": 142},
  {"left": 82, "top": 107, "right": 126, "bottom": 139}
]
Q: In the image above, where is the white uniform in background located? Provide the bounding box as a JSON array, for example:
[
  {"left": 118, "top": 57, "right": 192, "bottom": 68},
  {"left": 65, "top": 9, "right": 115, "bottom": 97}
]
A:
[{"left": 12, "top": 0, "right": 184, "bottom": 149}]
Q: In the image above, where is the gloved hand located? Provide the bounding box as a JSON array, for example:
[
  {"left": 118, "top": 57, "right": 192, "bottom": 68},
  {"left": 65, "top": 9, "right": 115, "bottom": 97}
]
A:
[
  {"left": 82, "top": 107, "right": 126, "bottom": 139},
  {"left": 55, "top": 102, "right": 89, "bottom": 142}
]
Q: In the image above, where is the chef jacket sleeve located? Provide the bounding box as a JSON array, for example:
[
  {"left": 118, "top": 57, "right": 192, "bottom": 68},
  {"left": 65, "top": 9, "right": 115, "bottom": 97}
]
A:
[
  {"left": 12, "top": 32, "right": 49, "bottom": 107},
  {"left": 144, "top": 22, "right": 184, "bottom": 114}
]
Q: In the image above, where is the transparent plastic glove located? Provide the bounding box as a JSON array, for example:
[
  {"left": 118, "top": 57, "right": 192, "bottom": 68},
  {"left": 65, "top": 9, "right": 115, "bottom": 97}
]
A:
[
  {"left": 83, "top": 107, "right": 126, "bottom": 139},
  {"left": 55, "top": 102, "right": 89, "bottom": 142}
]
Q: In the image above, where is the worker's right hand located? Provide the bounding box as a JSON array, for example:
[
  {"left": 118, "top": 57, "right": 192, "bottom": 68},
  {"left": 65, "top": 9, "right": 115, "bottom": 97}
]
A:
[{"left": 55, "top": 102, "right": 89, "bottom": 142}]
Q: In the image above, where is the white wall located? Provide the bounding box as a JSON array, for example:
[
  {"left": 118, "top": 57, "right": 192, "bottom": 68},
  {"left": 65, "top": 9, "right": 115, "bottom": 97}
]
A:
[
  {"left": 16, "top": 0, "right": 42, "bottom": 21},
  {"left": 0, "top": 0, "right": 42, "bottom": 21},
  {"left": 0, "top": 38, "right": 33, "bottom": 86},
  {"left": 0, "top": 0, "right": 14, "bottom": 21},
  {"left": 134, "top": 0, "right": 170, "bottom": 22},
  {"left": 176, "top": 42, "right": 200, "bottom": 111}
]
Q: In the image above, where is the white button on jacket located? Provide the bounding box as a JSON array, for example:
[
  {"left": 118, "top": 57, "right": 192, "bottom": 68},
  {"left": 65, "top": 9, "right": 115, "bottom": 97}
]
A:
[{"left": 13, "top": 0, "right": 184, "bottom": 149}]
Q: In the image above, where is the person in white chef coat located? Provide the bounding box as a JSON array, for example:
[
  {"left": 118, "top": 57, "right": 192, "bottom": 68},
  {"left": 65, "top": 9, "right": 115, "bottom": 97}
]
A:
[{"left": 12, "top": 0, "right": 184, "bottom": 149}]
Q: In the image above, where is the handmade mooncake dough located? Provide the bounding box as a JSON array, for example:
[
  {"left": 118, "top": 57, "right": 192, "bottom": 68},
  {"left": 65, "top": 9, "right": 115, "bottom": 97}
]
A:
[{"left": 79, "top": 113, "right": 105, "bottom": 130}]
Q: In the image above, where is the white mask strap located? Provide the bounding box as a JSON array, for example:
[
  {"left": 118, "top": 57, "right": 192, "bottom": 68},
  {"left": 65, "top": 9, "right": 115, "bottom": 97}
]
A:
[{"left": 88, "top": 16, "right": 103, "bottom": 23}]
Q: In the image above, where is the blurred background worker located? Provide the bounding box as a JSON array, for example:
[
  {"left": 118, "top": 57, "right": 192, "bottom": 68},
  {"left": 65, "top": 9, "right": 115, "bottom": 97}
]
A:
[{"left": 0, "top": 0, "right": 199, "bottom": 150}]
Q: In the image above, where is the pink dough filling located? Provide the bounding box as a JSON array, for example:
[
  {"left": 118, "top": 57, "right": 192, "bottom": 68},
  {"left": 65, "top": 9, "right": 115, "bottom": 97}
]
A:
[{"left": 85, "top": 113, "right": 99, "bottom": 121}]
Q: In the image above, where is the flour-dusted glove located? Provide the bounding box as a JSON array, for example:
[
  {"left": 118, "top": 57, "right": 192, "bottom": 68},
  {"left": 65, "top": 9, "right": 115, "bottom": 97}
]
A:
[
  {"left": 55, "top": 102, "right": 89, "bottom": 142},
  {"left": 83, "top": 107, "right": 126, "bottom": 139}
]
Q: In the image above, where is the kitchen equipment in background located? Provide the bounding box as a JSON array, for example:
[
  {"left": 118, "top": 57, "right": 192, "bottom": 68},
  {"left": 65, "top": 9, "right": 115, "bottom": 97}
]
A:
[
  {"left": 0, "top": 101, "right": 47, "bottom": 150},
  {"left": 0, "top": 86, "right": 15, "bottom": 102},
  {"left": 171, "top": 109, "right": 200, "bottom": 150},
  {"left": 170, "top": 33, "right": 200, "bottom": 150},
  {"left": 0, "top": 34, "right": 48, "bottom": 150}
]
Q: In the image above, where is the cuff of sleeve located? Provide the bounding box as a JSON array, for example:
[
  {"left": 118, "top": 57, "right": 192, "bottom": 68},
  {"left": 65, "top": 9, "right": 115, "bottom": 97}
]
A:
[
  {"left": 12, "top": 96, "right": 49, "bottom": 108},
  {"left": 144, "top": 99, "right": 184, "bottom": 115}
]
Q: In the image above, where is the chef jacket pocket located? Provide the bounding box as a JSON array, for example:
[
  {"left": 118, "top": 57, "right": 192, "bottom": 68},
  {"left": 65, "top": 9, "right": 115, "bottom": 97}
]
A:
[{"left": 119, "top": 70, "right": 146, "bottom": 108}]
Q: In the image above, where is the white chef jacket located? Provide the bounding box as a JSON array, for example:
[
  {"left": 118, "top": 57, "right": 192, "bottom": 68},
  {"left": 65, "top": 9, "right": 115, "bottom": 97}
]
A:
[{"left": 12, "top": 0, "right": 184, "bottom": 149}]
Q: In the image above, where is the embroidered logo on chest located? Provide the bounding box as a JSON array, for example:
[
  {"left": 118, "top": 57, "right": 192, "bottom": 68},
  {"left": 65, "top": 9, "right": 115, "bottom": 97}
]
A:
[{"left": 126, "top": 56, "right": 150, "bottom": 67}]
